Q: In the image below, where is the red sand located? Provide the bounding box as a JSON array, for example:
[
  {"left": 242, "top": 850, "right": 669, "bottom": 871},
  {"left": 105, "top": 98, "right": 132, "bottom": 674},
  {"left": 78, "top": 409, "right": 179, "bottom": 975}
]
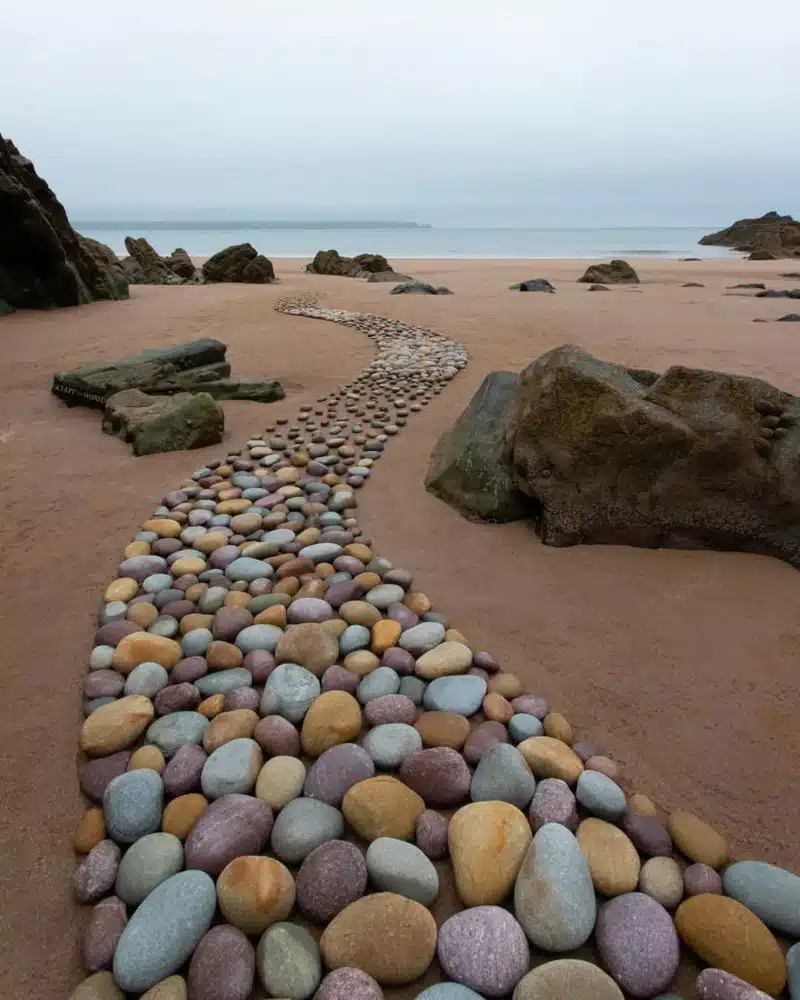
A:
[{"left": 0, "top": 258, "right": 797, "bottom": 999}]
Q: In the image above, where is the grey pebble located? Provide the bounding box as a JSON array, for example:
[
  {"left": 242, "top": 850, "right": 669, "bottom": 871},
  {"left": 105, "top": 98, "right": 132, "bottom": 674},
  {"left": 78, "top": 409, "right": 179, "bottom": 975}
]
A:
[
  {"left": 115, "top": 832, "right": 184, "bottom": 906},
  {"left": 195, "top": 668, "right": 253, "bottom": 696},
  {"left": 147, "top": 711, "right": 209, "bottom": 757},
  {"left": 103, "top": 769, "right": 163, "bottom": 844},
  {"left": 723, "top": 860, "right": 800, "bottom": 937},
  {"left": 470, "top": 743, "right": 536, "bottom": 809},
  {"left": 357, "top": 666, "right": 400, "bottom": 704},
  {"left": 399, "top": 622, "right": 446, "bottom": 656},
  {"left": 124, "top": 661, "right": 169, "bottom": 697},
  {"left": 265, "top": 663, "right": 321, "bottom": 722},
  {"left": 362, "top": 723, "right": 423, "bottom": 769},
  {"left": 181, "top": 628, "right": 213, "bottom": 656},
  {"left": 399, "top": 675, "right": 426, "bottom": 704},
  {"left": 271, "top": 797, "right": 345, "bottom": 864},
  {"left": 366, "top": 836, "right": 439, "bottom": 905},
  {"left": 508, "top": 713, "right": 543, "bottom": 743},
  {"left": 576, "top": 770, "right": 627, "bottom": 821},
  {"left": 423, "top": 675, "right": 487, "bottom": 715},
  {"left": 201, "top": 737, "right": 261, "bottom": 798},
  {"left": 256, "top": 922, "right": 321, "bottom": 1000}
]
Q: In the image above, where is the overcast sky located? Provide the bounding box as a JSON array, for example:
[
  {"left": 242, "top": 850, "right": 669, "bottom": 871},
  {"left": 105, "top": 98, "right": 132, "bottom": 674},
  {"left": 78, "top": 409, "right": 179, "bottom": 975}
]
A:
[{"left": 1, "top": 0, "right": 797, "bottom": 225}]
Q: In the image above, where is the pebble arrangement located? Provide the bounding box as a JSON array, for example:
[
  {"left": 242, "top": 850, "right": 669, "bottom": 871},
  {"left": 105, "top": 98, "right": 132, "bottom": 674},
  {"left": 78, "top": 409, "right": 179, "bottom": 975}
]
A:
[{"left": 71, "top": 295, "right": 798, "bottom": 1000}]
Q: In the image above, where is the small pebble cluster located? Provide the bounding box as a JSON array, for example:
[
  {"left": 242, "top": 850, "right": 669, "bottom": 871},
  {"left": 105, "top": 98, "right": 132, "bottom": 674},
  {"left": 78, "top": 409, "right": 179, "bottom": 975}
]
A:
[{"left": 71, "top": 297, "right": 798, "bottom": 1000}]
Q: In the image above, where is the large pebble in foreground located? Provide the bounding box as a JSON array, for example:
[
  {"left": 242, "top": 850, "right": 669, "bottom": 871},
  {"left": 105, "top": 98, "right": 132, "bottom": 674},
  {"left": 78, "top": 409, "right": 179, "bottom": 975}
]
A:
[
  {"left": 595, "top": 892, "right": 679, "bottom": 998},
  {"left": 79, "top": 696, "right": 154, "bottom": 756},
  {"left": 696, "top": 968, "right": 773, "bottom": 1000},
  {"left": 448, "top": 800, "right": 531, "bottom": 905},
  {"left": 577, "top": 818, "right": 640, "bottom": 895},
  {"left": 675, "top": 894, "right": 786, "bottom": 996},
  {"left": 320, "top": 892, "right": 437, "bottom": 984},
  {"left": 113, "top": 870, "right": 216, "bottom": 992},
  {"left": 512, "top": 959, "right": 623, "bottom": 1000},
  {"left": 438, "top": 906, "right": 530, "bottom": 997},
  {"left": 723, "top": 860, "right": 800, "bottom": 937}
]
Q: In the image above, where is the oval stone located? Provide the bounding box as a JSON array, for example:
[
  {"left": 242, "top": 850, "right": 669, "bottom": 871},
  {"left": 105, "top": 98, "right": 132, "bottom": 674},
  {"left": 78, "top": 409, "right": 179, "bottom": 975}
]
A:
[
  {"left": 576, "top": 770, "right": 626, "bottom": 821},
  {"left": 200, "top": 738, "right": 262, "bottom": 798},
  {"left": 296, "top": 840, "right": 369, "bottom": 923},
  {"left": 162, "top": 743, "right": 207, "bottom": 795},
  {"left": 696, "top": 968, "right": 775, "bottom": 1000},
  {"left": 104, "top": 769, "right": 163, "bottom": 844},
  {"left": 438, "top": 906, "right": 530, "bottom": 997},
  {"left": 518, "top": 737, "right": 583, "bottom": 783},
  {"left": 362, "top": 723, "right": 422, "bottom": 769},
  {"left": 423, "top": 675, "right": 486, "bottom": 715},
  {"left": 577, "top": 818, "right": 641, "bottom": 896},
  {"left": 73, "top": 840, "right": 121, "bottom": 903},
  {"left": 303, "top": 743, "right": 375, "bottom": 806},
  {"left": 416, "top": 641, "right": 474, "bottom": 679},
  {"left": 528, "top": 777, "right": 579, "bottom": 832},
  {"left": 365, "top": 837, "right": 439, "bottom": 905},
  {"left": 342, "top": 775, "right": 425, "bottom": 841},
  {"left": 147, "top": 712, "right": 210, "bottom": 757},
  {"left": 300, "top": 691, "right": 362, "bottom": 757},
  {"left": 723, "top": 860, "right": 800, "bottom": 937},
  {"left": 270, "top": 797, "right": 345, "bottom": 864},
  {"left": 667, "top": 811, "right": 728, "bottom": 869},
  {"left": 80, "top": 696, "right": 155, "bottom": 756},
  {"left": 315, "top": 969, "right": 383, "bottom": 1000},
  {"left": 265, "top": 664, "right": 321, "bottom": 722},
  {"left": 187, "top": 925, "right": 255, "bottom": 1000},
  {"left": 256, "top": 923, "right": 321, "bottom": 1000},
  {"left": 184, "top": 794, "right": 273, "bottom": 876},
  {"left": 398, "top": 622, "right": 446, "bottom": 656},
  {"left": 115, "top": 832, "right": 184, "bottom": 905},
  {"left": 639, "top": 856, "right": 684, "bottom": 909},
  {"left": 399, "top": 747, "right": 471, "bottom": 807},
  {"left": 82, "top": 896, "right": 127, "bottom": 973},
  {"left": 596, "top": 892, "right": 680, "bottom": 997},
  {"left": 513, "top": 960, "right": 623, "bottom": 1000},
  {"left": 415, "top": 809, "right": 450, "bottom": 860},
  {"left": 471, "top": 743, "right": 536, "bottom": 809},
  {"left": 449, "top": 800, "right": 531, "bottom": 906},
  {"left": 216, "top": 856, "right": 295, "bottom": 935}
]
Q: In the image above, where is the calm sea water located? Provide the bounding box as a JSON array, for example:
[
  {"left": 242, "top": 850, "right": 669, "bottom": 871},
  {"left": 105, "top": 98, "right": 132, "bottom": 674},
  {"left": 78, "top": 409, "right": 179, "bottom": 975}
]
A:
[{"left": 77, "top": 223, "right": 735, "bottom": 260}]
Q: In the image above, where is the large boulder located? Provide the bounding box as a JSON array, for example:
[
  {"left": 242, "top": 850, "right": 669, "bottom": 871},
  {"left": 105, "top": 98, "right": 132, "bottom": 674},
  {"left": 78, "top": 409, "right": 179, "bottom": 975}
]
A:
[
  {"left": 0, "top": 133, "right": 129, "bottom": 308},
  {"left": 429, "top": 345, "right": 800, "bottom": 568},
  {"left": 306, "top": 249, "right": 395, "bottom": 278},
  {"left": 577, "top": 260, "right": 639, "bottom": 284},
  {"left": 202, "top": 244, "right": 275, "bottom": 283},
  {"left": 102, "top": 389, "right": 224, "bottom": 456},
  {"left": 424, "top": 372, "right": 529, "bottom": 522},
  {"left": 700, "top": 211, "right": 800, "bottom": 257},
  {"left": 164, "top": 248, "right": 197, "bottom": 280},
  {"left": 79, "top": 236, "right": 131, "bottom": 300},
  {"left": 124, "top": 237, "right": 186, "bottom": 285}
]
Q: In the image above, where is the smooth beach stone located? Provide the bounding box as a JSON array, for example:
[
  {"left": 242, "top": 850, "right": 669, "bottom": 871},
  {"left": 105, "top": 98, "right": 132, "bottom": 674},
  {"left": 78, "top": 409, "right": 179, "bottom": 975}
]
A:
[
  {"left": 470, "top": 743, "right": 536, "bottom": 808},
  {"left": 216, "top": 855, "right": 295, "bottom": 934},
  {"left": 104, "top": 769, "right": 163, "bottom": 844},
  {"left": 320, "top": 665, "right": 359, "bottom": 696},
  {"left": 80, "top": 752, "right": 134, "bottom": 803},
  {"left": 423, "top": 674, "right": 486, "bottom": 715},
  {"left": 296, "top": 840, "right": 368, "bottom": 923},
  {"left": 154, "top": 682, "right": 200, "bottom": 714},
  {"left": 202, "top": 708, "right": 259, "bottom": 751},
  {"left": 723, "top": 860, "right": 800, "bottom": 936},
  {"left": 73, "top": 839, "right": 121, "bottom": 903},
  {"left": 211, "top": 606, "right": 253, "bottom": 641},
  {"left": 528, "top": 777, "right": 579, "bottom": 831},
  {"left": 365, "top": 837, "right": 439, "bottom": 905},
  {"left": 684, "top": 862, "right": 724, "bottom": 896},
  {"left": 184, "top": 794, "right": 273, "bottom": 876},
  {"left": 181, "top": 629, "right": 213, "bottom": 656},
  {"left": 696, "top": 969, "right": 773, "bottom": 1000},
  {"left": 235, "top": 623, "right": 282, "bottom": 653},
  {"left": 315, "top": 968, "right": 383, "bottom": 1000},
  {"left": 387, "top": 602, "right": 419, "bottom": 631},
  {"left": 265, "top": 664, "right": 321, "bottom": 722},
  {"left": 512, "top": 960, "right": 623, "bottom": 1000},
  {"left": 339, "top": 624, "right": 371, "bottom": 656},
  {"left": 161, "top": 794, "right": 209, "bottom": 839},
  {"left": 364, "top": 693, "right": 417, "bottom": 726},
  {"left": 201, "top": 738, "right": 262, "bottom": 797},
  {"left": 256, "top": 923, "right": 321, "bottom": 1000},
  {"left": 225, "top": 558, "right": 274, "bottom": 583},
  {"left": 74, "top": 808, "right": 107, "bottom": 853},
  {"left": 339, "top": 600, "right": 382, "bottom": 628},
  {"left": 82, "top": 896, "right": 128, "bottom": 973},
  {"left": 416, "top": 987, "right": 484, "bottom": 1000},
  {"left": 80, "top": 695, "right": 155, "bottom": 756},
  {"left": 287, "top": 598, "right": 335, "bottom": 624},
  {"left": 362, "top": 723, "right": 423, "bottom": 769},
  {"left": 518, "top": 736, "right": 584, "bottom": 783},
  {"left": 577, "top": 818, "right": 641, "bottom": 895},
  {"left": 400, "top": 747, "right": 471, "bottom": 807},
  {"left": 596, "top": 893, "right": 680, "bottom": 998},
  {"left": 667, "top": 810, "right": 728, "bottom": 868},
  {"left": 253, "top": 715, "right": 302, "bottom": 757},
  {"left": 639, "top": 856, "right": 684, "bottom": 908},
  {"left": 320, "top": 892, "right": 437, "bottom": 985},
  {"left": 675, "top": 895, "right": 786, "bottom": 995},
  {"left": 147, "top": 712, "right": 209, "bottom": 758},
  {"left": 223, "top": 687, "right": 260, "bottom": 711},
  {"left": 85, "top": 669, "right": 125, "bottom": 700},
  {"left": 415, "top": 711, "right": 470, "bottom": 749},
  {"left": 120, "top": 555, "right": 169, "bottom": 582},
  {"left": 449, "top": 801, "right": 531, "bottom": 906},
  {"left": 68, "top": 972, "right": 125, "bottom": 1000},
  {"left": 416, "top": 809, "right": 450, "bottom": 860},
  {"left": 112, "top": 870, "right": 216, "bottom": 993},
  {"left": 357, "top": 666, "right": 400, "bottom": 703},
  {"left": 787, "top": 943, "right": 800, "bottom": 1000},
  {"left": 343, "top": 775, "right": 425, "bottom": 841},
  {"left": 275, "top": 622, "right": 339, "bottom": 674},
  {"left": 380, "top": 645, "right": 415, "bottom": 675},
  {"left": 90, "top": 646, "right": 116, "bottom": 670},
  {"left": 364, "top": 583, "right": 405, "bottom": 609},
  {"left": 301, "top": 691, "right": 362, "bottom": 756},
  {"left": 115, "top": 832, "right": 184, "bottom": 906},
  {"left": 620, "top": 810, "right": 673, "bottom": 857},
  {"left": 508, "top": 713, "right": 543, "bottom": 743},
  {"left": 415, "top": 641, "right": 473, "bottom": 679},
  {"left": 187, "top": 925, "right": 255, "bottom": 1000},
  {"left": 195, "top": 667, "right": 253, "bottom": 696},
  {"left": 125, "top": 661, "right": 169, "bottom": 697},
  {"left": 85, "top": 696, "right": 118, "bottom": 716},
  {"left": 270, "top": 797, "right": 345, "bottom": 864},
  {"left": 438, "top": 906, "right": 530, "bottom": 998},
  {"left": 514, "top": 823, "right": 596, "bottom": 951},
  {"left": 576, "top": 770, "right": 627, "bottom": 820},
  {"left": 463, "top": 720, "right": 508, "bottom": 764},
  {"left": 299, "top": 542, "right": 344, "bottom": 564},
  {"left": 399, "top": 675, "right": 426, "bottom": 704},
  {"left": 304, "top": 743, "right": 375, "bottom": 805},
  {"left": 255, "top": 756, "right": 307, "bottom": 809},
  {"left": 112, "top": 633, "right": 182, "bottom": 673}
]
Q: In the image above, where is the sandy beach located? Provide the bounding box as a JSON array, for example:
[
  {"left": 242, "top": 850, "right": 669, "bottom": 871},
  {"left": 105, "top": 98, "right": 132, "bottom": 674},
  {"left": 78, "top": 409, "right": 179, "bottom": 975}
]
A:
[{"left": 1, "top": 256, "right": 798, "bottom": 1000}]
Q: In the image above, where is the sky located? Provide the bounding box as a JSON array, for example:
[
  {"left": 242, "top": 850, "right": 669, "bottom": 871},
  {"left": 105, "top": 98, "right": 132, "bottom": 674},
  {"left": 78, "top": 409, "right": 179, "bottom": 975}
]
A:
[{"left": 1, "top": 0, "right": 798, "bottom": 226}]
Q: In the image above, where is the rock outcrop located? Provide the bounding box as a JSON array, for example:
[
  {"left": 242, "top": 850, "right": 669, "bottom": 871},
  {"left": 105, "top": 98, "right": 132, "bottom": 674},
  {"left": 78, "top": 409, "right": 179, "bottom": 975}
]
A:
[
  {"left": 102, "top": 389, "right": 224, "bottom": 456},
  {"left": 123, "top": 237, "right": 187, "bottom": 285},
  {"left": 202, "top": 243, "right": 275, "bottom": 284},
  {"left": 52, "top": 339, "right": 284, "bottom": 408},
  {"left": 700, "top": 211, "right": 800, "bottom": 258},
  {"left": 306, "top": 249, "right": 396, "bottom": 278},
  {"left": 577, "top": 261, "right": 639, "bottom": 285},
  {"left": 390, "top": 281, "right": 453, "bottom": 295},
  {"left": 0, "top": 133, "right": 129, "bottom": 308},
  {"left": 427, "top": 345, "right": 800, "bottom": 568},
  {"left": 510, "top": 279, "right": 555, "bottom": 292}
]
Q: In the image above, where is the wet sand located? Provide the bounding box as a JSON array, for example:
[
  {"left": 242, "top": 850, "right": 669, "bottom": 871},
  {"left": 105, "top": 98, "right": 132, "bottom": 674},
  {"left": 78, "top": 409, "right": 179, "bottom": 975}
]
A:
[{"left": 0, "top": 257, "right": 798, "bottom": 999}]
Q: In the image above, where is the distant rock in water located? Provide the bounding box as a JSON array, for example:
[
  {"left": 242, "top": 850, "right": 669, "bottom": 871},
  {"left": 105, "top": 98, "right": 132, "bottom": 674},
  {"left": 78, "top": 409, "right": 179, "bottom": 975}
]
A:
[
  {"left": 427, "top": 344, "right": 800, "bottom": 568},
  {"left": 578, "top": 260, "right": 639, "bottom": 285},
  {"left": 306, "top": 249, "right": 395, "bottom": 278},
  {"left": 510, "top": 279, "right": 555, "bottom": 292},
  {"left": 390, "top": 281, "right": 453, "bottom": 295},
  {"left": 102, "top": 388, "right": 224, "bottom": 456},
  {"left": 202, "top": 243, "right": 275, "bottom": 283},
  {"left": 699, "top": 211, "right": 800, "bottom": 258},
  {"left": 0, "top": 132, "right": 129, "bottom": 308}
]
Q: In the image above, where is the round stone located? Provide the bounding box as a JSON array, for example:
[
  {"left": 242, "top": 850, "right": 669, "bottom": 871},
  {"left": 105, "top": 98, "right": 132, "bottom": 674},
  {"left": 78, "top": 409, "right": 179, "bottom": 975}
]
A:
[
  {"left": 161, "top": 794, "right": 208, "bottom": 840},
  {"left": 470, "top": 743, "right": 536, "bottom": 809},
  {"left": 596, "top": 892, "right": 680, "bottom": 998},
  {"left": 216, "top": 855, "right": 295, "bottom": 934},
  {"left": 200, "top": 738, "right": 262, "bottom": 798},
  {"left": 577, "top": 818, "right": 641, "bottom": 896},
  {"left": 357, "top": 666, "right": 400, "bottom": 703},
  {"left": 300, "top": 690, "right": 362, "bottom": 756},
  {"left": 423, "top": 675, "right": 486, "bottom": 715},
  {"left": 296, "top": 840, "right": 369, "bottom": 923},
  {"left": 438, "top": 906, "right": 530, "bottom": 998},
  {"left": 303, "top": 743, "right": 375, "bottom": 806},
  {"left": 508, "top": 713, "right": 543, "bottom": 742},
  {"left": 265, "top": 664, "right": 321, "bottom": 723},
  {"left": 398, "top": 622, "right": 446, "bottom": 656},
  {"left": 162, "top": 743, "right": 207, "bottom": 795},
  {"left": 639, "top": 856, "right": 684, "bottom": 909},
  {"left": 315, "top": 969, "right": 383, "bottom": 1000},
  {"left": 365, "top": 837, "right": 439, "bottom": 905},
  {"left": 68, "top": 972, "right": 126, "bottom": 1000},
  {"left": 576, "top": 770, "right": 627, "bottom": 821},
  {"left": 399, "top": 747, "right": 471, "bottom": 807},
  {"left": 104, "top": 769, "right": 163, "bottom": 844},
  {"left": 528, "top": 777, "right": 579, "bottom": 832},
  {"left": 235, "top": 623, "right": 282, "bottom": 653},
  {"left": 342, "top": 775, "right": 425, "bottom": 841},
  {"left": 255, "top": 756, "right": 307, "bottom": 809},
  {"left": 187, "top": 925, "right": 255, "bottom": 1000},
  {"left": 514, "top": 822, "right": 596, "bottom": 951},
  {"left": 513, "top": 960, "right": 624, "bottom": 1000},
  {"left": 270, "top": 797, "right": 345, "bottom": 864},
  {"left": 723, "top": 860, "right": 800, "bottom": 937},
  {"left": 364, "top": 583, "right": 405, "bottom": 608},
  {"left": 275, "top": 623, "right": 339, "bottom": 675},
  {"left": 364, "top": 693, "right": 417, "bottom": 726},
  {"left": 115, "top": 832, "right": 184, "bottom": 905},
  {"left": 415, "top": 809, "right": 449, "bottom": 860},
  {"left": 449, "top": 801, "right": 531, "bottom": 906},
  {"left": 125, "top": 662, "right": 170, "bottom": 698},
  {"left": 463, "top": 720, "right": 509, "bottom": 764},
  {"left": 202, "top": 709, "right": 259, "bottom": 752},
  {"left": 255, "top": 923, "right": 321, "bottom": 1000},
  {"left": 184, "top": 794, "right": 273, "bottom": 876},
  {"left": 684, "top": 862, "right": 724, "bottom": 896},
  {"left": 362, "top": 723, "right": 422, "bottom": 769},
  {"left": 415, "top": 641, "right": 473, "bottom": 679}
]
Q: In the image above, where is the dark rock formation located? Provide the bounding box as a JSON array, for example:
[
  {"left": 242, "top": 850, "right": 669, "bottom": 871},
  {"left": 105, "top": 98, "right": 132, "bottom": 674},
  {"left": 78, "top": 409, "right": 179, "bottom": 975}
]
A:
[
  {"left": 306, "top": 249, "right": 394, "bottom": 278},
  {"left": 0, "top": 133, "right": 129, "bottom": 308},
  {"left": 424, "top": 372, "right": 529, "bottom": 523},
  {"left": 366, "top": 270, "right": 413, "bottom": 283},
  {"left": 699, "top": 211, "right": 800, "bottom": 258},
  {"left": 588, "top": 283, "right": 609, "bottom": 291},
  {"left": 728, "top": 283, "right": 766, "bottom": 290},
  {"left": 777, "top": 313, "right": 800, "bottom": 322},
  {"left": 0, "top": 298, "right": 15, "bottom": 316},
  {"left": 510, "top": 279, "right": 555, "bottom": 292},
  {"left": 52, "top": 339, "right": 284, "bottom": 408},
  {"left": 124, "top": 237, "right": 185, "bottom": 284},
  {"left": 164, "top": 248, "right": 196, "bottom": 280},
  {"left": 682, "top": 282, "right": 705, "bottom": 288},
  {"left": 202, "top": 243, "right": 275, "bottom": 283},
  {"left": 390, "top": 281, "right": 453, "bottom": 295},
  {"left": 781, "top": 272, "right": 800, "bottom": 279},
  {"left": 578, "top": 260, "right": 639, "bottom": 284},
  {"left": 428, "top": 344, "right": 800, "bottom": 568},
  {"left": 102, "top": 389, "right": 224, "bottom": 456},
  {"left": 79, "top": 236, "right": 130, "bottom": 300},
  {"left": 757, "top": 289, "right": 800, "bottom": 299}
]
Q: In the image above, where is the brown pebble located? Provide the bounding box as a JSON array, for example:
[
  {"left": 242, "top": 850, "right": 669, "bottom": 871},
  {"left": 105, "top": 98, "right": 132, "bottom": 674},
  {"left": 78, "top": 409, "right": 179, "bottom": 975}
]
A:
[
  {"left": 128, "top": 746, "right": 166, "bottom": 773},
  {"left": 74, "top": 808, "right": 107, "bottom": 853},
  {"left": 482, "top": 692, "right": 514, "bottom": 723},
  {"left": 162, "top": 793, "right": 209, "bottom": 840}
]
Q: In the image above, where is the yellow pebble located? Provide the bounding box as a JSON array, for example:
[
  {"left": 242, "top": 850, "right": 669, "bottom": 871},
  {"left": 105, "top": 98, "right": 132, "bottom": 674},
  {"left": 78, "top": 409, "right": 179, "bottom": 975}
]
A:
[
  {"left": 141, "top": 518, "right": 182, "bottom": 539},
  {"left": 255, "top": 605, "right": 287, "bottom": 628},
  {"left": 371, "top": 619, "right": 402, "bottom": 654},
  {"left": 198, "top": 694, "right": 225, "bottom": 718},
  {"left": 127, "top": 602, "right": 159, "bottom": 628},
  {"left": 216, "top": 499, "right": 251, "bottom": 515},
  {"left": 129, "top": 745, "right": 166, "bottom": 773},
  {"left": 105, "top": 578, "right": 139, "bottom": 603},
  {"left": 124, "top": 540, "right": 151, "bottom": 558},
  {"left": 73, "top": 808, "right": 106, "bottom": 853},
  {"left": 170, "top": 557, "right": 206, "bottom": 577}
]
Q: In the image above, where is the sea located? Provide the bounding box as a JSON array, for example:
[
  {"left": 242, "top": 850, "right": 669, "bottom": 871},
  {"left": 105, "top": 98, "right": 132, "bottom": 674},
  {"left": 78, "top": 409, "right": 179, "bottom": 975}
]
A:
[{"left": 76, "top": 221, "right": 736, "bottom": 261}]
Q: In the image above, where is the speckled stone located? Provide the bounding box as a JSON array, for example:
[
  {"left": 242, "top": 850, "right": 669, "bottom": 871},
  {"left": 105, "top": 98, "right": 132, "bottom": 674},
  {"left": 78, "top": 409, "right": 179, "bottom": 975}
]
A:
[
  {"left": 417, "top": 986, "right": 484, "bottom": 1000},
  {"left": 596, "top": 892, "right": 680, "bottom": 998},
  {"left": 513, "top": 960, "right": 623, "bottom": 1000},
  {"left": 576, "top": 770, "right": 627, "bottom": 821},
  {"left": 187, "top": 925, "right": 255, "bottom": 1000},
  {"left": 400, "top": 747, "right": 471, "bottom": 807},
  {"left": 162, "top": 743, "right": 207, "bottom": 796},
  {"left": 463, "top": 721, "right": 509, "bottom": 764},
  {"left": 438, "top": 906, "right": 530, "bottom": 998},
  {"left": 423, "top": 675, "right": 486, "bottom": 715},
  {"left": 639, "top": 856, "right": 684, "bottom": 909},
  {"left": 315, "top": 968, "right": 383, "bottom": 1000},
  {"left": 366, "top": 837, "right": 439, "bottom": 905},
  {"left": 303, "top": 743, "right": 375, "bottom": 806},
  {"left": 470, "top": 743, "right": 536, "bottom": 809},
  {"left": 296, "top": 839, "right": 368, "bottom": 924},
  {"left": 255, "top": 922, "right": 321, "bottom": 1000},
  {"left": 73, "top": 840, "right": 121, "bottom": 903},
  {"left": 528, "top": 778, "right": 579, "bottom": 832},
  {"left": 363, "top": 693, "right": 417, "bottom": 726},
  {"left": 415, "top": 809, "right": 449, "bottom": 860},
  {"left": 696, "top": 968, "right": 773, "bottom": 1000},
  {"left": 786, "top": 942, "right": 800, "bottom": 1000},
  {"left": 508, "top": 713, "right": 543, "bottom": 743},
  {"left": 200, "top": 738, "right": 262, "bottom": 798},
  {"left": 265, "top": 664, "right": 321, "bottom": 722},
  {"left": 184, "top": 794, "right": 273, "bottom": 876},
  {"left": 362, "top": 723, "right": 422, "bottom": 769},
  {"left": 270, "top": 797, "right": 345, "bottom": 864},
  {"left": 115, "top": 832, "right": 184, "bottom": 906},
  {"left": 620, "top": 810, "right": 673, "bottom": 857},
  {"left": 723, "top": 860, "right": 800, "bottom": 937},
  {"left": 82, "top": 896, "right": 128, "bottom": 973},
  {"left": 103, "top": 769, "right": 163, "bottom": 844}
]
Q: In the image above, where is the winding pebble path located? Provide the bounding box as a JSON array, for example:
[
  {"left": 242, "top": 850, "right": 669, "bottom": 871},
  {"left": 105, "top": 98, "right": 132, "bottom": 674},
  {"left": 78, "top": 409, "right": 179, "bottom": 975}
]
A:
[{"left": 70, "top": 296, "right": 795, "bottom": 1000}]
